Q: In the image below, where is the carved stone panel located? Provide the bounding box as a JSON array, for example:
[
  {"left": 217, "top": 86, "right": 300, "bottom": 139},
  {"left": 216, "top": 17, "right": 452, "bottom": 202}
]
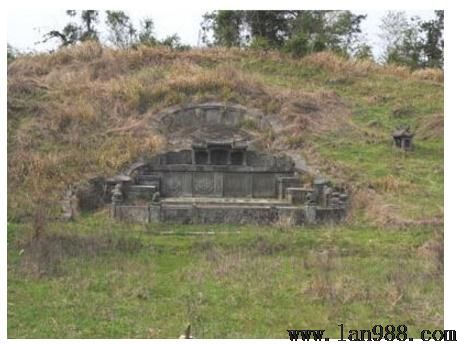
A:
[
  {"left": 195, "top": 151, "right": 208, "bottom": 164},
  {"left": 206, "top": 108, "right": 222, "bottom": 124},
  {"left": 252, "top": 173, "right": 276, "bottom": 198},
  {"left": 182, "top": 172, "right": 193, "bottom": 197},
  {"left": 223, "top": 173, "right": 251, "bottom": 197},
  {"left": 214, "top": 172, "right": 223, "bottom": 195},
  {"left": 166, "top": 150, "right": 192, "bottom": 164},
  {"left": 163, "top": 173, "right": 184, "bottom": 197},
  {"left": 211, "top": 149, "right": 229, "bottom": 165},
  {"left": 193, "top": 172, "right": 215, "bottom": 196}
]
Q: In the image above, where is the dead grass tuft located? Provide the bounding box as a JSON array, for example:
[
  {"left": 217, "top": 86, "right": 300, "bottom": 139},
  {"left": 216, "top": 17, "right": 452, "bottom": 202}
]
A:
[
  {"left": 412, "top": 68, "right": 444, "bottom": 83},
  {"left": 302, "top": 52, "right": 376, "bottom": 77},
  {"left": 273, "top": 89, "right": 353, "bottom": 150},
  {"left": 49, "top": 41, "right": 104, "bottom": 65},
  {"left": 416, "top": 113, "right": 444, "bottom": 140},
  {"left": 417, "top": 230, "right": 444, "bottom": 273},
  {"left": 20, "top": 232, "right": 143, "bottom": 278},
  {"left": 370, "top": 175, "right": 416, "bottom": 193},
  {"left": 301, "top": 51, "right": 443, "bottom": 84},
  {"left": 351, "top": 186, "right": 442, "bottom": 228}
]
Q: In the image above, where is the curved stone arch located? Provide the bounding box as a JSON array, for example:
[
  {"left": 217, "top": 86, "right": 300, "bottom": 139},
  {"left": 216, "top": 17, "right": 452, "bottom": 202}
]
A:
[{"left": 151, "top": 102, "right": 272, "bottom": 134}]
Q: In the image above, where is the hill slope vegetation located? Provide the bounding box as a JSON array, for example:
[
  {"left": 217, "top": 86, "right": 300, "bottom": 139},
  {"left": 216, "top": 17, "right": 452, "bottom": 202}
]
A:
[{"left": 7, "top": 42, "right": 443, "bottom": 338}]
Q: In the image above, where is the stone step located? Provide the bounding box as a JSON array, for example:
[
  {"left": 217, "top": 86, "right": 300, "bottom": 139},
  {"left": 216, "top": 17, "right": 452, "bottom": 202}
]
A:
[
  {"left": 125, "top": 185, "right": 157, "bottom": 200},
  {"left": 136, "top": 175, "right": 161, "bottom": 185},
  {"left": 162, "top": 199, "right": 289, "bottom": 207}
]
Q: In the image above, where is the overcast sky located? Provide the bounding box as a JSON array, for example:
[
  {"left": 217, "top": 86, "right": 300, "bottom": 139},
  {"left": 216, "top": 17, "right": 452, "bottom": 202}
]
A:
[{"left": 7, "top": 9, "right": 435, "bottom": 58}]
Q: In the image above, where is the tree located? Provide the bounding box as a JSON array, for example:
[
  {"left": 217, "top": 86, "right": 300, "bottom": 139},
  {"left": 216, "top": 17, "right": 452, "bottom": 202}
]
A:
[
  {"left": 42, "top": 11, "right": 80, "bottom": 47},
  {"left": 200, "top": 10, "right": 368, "bottom": 57},
  {"left": 160, "top": 34, "right": 190, "bottom": 50},
  {"left": 201, "top": 10, "right": 294, "bottom": 48},
  {"left": 379, "top": 11, "right": 424, "bottom": 68},
  {"left": 352, "top": 40, "right": 374, "bottom": 60},
  {"left": 326, "top": 11, "right": 367, "bottom": 55},
  {"left": 42, "top": 10, "right": 100, "bottom": 47},
  {"left": 288, "top": 11, "right": 327, "bottom": 54},
  {"left": 137, "top": 18, "right": 157, "bottom": 46},
  {"left": 379, "top": 11, "right": 409, "bottom": 56},
  {"left": 421, "top": 10, "right": 444, "bottom": 68},
  {"left": 201, "top": 11, "right": 245, "bottom": 47},
  {"left": 79, "top": 10, "right": 99, "bottom": 42},
  {"left": 244, "top": 11, "right": 292, "bottom": 48},
  {"left": 283, "top": 33, "right": 311, "bottom": 57},
  {"left": 7, "top": 44, "right": 18, "bottom": 63},
  {"left": 105, "top": 11, "right": 137, "bottom": 48},
  {"left": 378, "top": 11, "right": 443, "bottom": 69},
  {"left": 282, "top": 11, "right": 367, "bottom": 57}
]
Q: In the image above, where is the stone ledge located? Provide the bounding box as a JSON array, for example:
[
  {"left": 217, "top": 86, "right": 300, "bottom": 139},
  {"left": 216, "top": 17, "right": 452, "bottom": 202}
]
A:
[{"left": 111, "top": 203, "right": 345, "bottom": 225}]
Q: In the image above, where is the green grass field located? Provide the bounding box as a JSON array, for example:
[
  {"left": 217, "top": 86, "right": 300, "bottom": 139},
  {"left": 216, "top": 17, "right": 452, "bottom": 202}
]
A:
[
  {"left": 7, "top": 44, "right": 443, "bottom": 338},
  {"left": 8, "top": 214, "right": 443, "bottom": 338}
]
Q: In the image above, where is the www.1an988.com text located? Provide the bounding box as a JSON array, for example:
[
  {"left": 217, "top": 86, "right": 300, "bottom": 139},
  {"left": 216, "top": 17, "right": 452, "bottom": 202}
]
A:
[{"left": 287, "top": 324, "right": 456, "bottom": 341}]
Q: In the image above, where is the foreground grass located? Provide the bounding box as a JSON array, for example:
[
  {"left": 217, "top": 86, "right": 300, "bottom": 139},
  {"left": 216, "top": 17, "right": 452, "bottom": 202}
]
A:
[{"left": 8, "top": 214, "right": 443, "bottom": 338}]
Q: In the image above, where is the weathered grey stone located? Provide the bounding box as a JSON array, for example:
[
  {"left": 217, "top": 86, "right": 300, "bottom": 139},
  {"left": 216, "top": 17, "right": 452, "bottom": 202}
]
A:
[
  {"left": 65, "top": 103, "right": 348, "bottom": 225},
  {"left": 315, "top": 207, "right": 346, "bottom": 223},
  {"left": 252, "top": 173, "right": 276, "bottom": 198},
  {"left": 156, "top": 103, "right": 250, "bottom": 133},
  {"left": 61, "top": 187, "right": 79, "bottom": 221},
  {"left": 393, "top": 125, "right": 414, "bottom": 151},
  {"left": 278, "top": 176, "right": 301, "bottom": 199},
  {"left": 149, "top": 204, "right": 161, "bottom": 222},
  {"left": 107, "top": 138, "right": 347, "bottom": 225},
  {"left": 112, "top": 202, "right": 340, "bottom": 225},
  {"left": 165, "top": 150, "right": 192, "bottom": 164},
  {"left": 286, "top": 187, "right": 312, "bottom": 205},
  {"left": 126, "top": 185, "right": 156, "bottom": 201},
  {"left": 111, "top": 183, "right": 123, "bottom": 203}
]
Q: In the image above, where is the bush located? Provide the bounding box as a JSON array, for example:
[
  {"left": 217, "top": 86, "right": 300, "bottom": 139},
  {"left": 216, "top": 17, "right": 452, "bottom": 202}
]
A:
[
  {"left": 283, "top": 33, "right": 310, "bottom": 58},
  {"left": 249, "top": 37, "right": 271, "bottom": 51}
]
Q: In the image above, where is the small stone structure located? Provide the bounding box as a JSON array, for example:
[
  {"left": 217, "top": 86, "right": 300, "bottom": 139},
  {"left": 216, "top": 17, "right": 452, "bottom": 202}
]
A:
[
  {"left": 107, "top": 138, "right": 347, "bottom": 225},
  {"left": 393, "top": 126, "right": 414, "bottom": 151}
]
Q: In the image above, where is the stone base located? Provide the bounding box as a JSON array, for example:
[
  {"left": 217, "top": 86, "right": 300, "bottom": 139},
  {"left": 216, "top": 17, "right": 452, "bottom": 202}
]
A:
[{"left": 111, "top": 198, "right": 345, "bottom": 225}]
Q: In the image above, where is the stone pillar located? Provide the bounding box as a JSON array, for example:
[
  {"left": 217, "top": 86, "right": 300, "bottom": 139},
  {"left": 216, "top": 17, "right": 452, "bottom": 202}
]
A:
[
  {"left": 313, "top": 178, "right": 328, "bottom": 207},
  {"left": 192, "top": 203, "right": 198, "bottom": 224},
  {"left": 278, "top": 179, "right": 284, "bottom": 199},
  {"left": 303, "top": 205, "right": 317, "bottom": 224},
  {"left": 62, "top": 186, "right": 79, "bottom": 221},
  {"left": 149, "top": 204, "right": 161, "bottom": 223},
  {"left": 111, "top": 183, "right": 123, "bottom": 218},
  {"left": 191, "top": 150, "right": 196, "bottom": 165}
]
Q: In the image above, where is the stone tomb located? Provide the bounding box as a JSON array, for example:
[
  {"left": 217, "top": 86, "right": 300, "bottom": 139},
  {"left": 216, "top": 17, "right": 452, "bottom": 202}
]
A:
[{"left": 108, "top": 138, "right": 348, "bottom": 225}]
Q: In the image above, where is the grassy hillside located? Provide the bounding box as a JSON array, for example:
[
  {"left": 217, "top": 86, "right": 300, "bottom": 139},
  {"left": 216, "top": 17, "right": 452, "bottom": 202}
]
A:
[{"left": 7, "top": 42, "right": 444, "bottom": 338}]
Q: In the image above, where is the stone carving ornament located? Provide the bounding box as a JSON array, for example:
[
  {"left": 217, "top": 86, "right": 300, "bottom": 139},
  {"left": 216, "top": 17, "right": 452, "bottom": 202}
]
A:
[
  {"left": 193, "top": 174, "right": 215, "bottom": 195},
  {"left": 165, "top": 176, "right": 182, "bottom": 195}
]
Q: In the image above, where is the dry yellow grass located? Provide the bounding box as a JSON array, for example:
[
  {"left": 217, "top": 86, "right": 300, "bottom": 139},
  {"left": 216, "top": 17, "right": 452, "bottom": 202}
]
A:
[
  {"left": 412, "top": 68, "right": 444, "bottom": 83},
  {"left": 7, "top": 42, "right": 443, "bottom": 223},
  {"left": 416, "top": 113, "right": 444, "bottom": 139}
]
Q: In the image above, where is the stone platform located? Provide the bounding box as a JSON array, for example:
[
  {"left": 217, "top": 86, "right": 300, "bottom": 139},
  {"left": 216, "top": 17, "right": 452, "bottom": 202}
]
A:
[{"left": 111, "top": 196, "right": 345, "bottom": 225}]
